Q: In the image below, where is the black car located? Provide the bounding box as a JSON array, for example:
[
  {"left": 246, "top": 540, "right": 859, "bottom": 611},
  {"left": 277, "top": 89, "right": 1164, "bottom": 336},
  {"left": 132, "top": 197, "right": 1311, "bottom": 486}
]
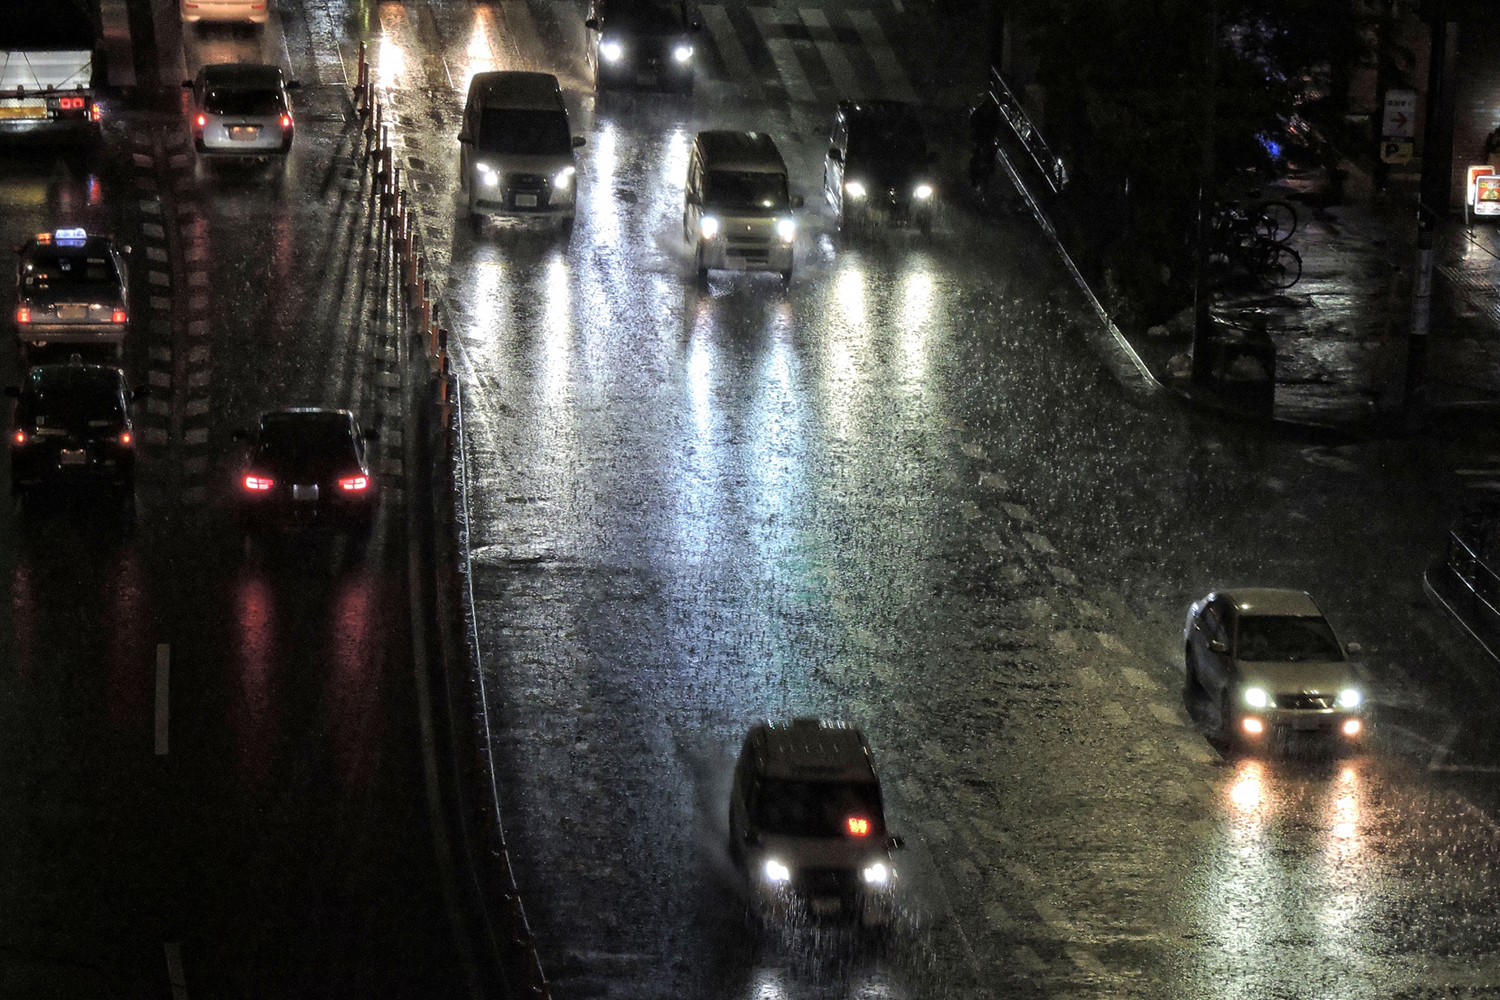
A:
[
  {"left": 585, "top": 0, "right": 699, "bottom": 94},
  {"left": 7, "top": 359, "right": 141, "bottom": 497},
  {"left": 234, "top": 408, "right": 378, "bottom": 534},
  {"left": 822, "top": 101, "right": 936, "bottom": 233},
  {"left": 15, "top": 229, "right": 130, "bottom": 361}
]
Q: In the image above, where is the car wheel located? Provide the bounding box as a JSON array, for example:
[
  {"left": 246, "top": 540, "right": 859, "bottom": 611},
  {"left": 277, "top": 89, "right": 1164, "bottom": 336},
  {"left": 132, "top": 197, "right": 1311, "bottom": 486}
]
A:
[
  {"left": 780, "top": 269, "right": 792, "bottom": 285},
  {"left": 560, "top": 215, "right": 575, "bottom": 241}
]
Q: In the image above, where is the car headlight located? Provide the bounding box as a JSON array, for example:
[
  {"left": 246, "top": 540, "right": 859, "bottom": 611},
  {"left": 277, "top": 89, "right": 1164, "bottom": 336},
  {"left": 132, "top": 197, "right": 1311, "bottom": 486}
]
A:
[
  {"left": 1243, "top": 687, "right": 1270, "bottom": 709},
  {"left": 844, "top": 180, "right": 866, "bottom": 199},
  {"left": 477, "top": 164, "right": 499, "bottom": 188},
  {"left": 776, "top": 218, "right": 796, "bottom": 243},
  {"left": 673, "top": 44, "right": 694, "bottom": 64},
  {"left": 862, "top": 862, "right": 889, "bottom": 885},
  {"left": 553, "top": 166, "right": 576, "bottom": 189},
  {"left": 1338, "top": 688, "right": 1361, "bottom": 709},
  {"left": 763, "top": 859, "right": 790, "bottom": 883},
  {"left": 600, "top": 40, "right": 623, "bottom": 63},
  {"left": 913, "top": 183, "right": 934, "bottom": 200},
  {"left": 699, "top": 215, "right": 719, "bottom": 239}
]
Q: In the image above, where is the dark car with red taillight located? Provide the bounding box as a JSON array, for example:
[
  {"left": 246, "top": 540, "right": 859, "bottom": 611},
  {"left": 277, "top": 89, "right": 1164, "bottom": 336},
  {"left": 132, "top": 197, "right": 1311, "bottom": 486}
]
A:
[
  {"left": 14, "top": 229, "right": 130, "bottom": 361},
  {"left": 233, "top": 408, "right": 378, "bottom": 533},
  {"left": 6, "top": 359, "right": 143, "bottom": 498}
]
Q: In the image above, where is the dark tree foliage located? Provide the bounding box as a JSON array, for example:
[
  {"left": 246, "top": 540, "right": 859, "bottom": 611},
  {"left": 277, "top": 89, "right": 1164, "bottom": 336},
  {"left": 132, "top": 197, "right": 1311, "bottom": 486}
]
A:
[{"left": 1001, "top": 0, "right": 1374, "bottom": 318}]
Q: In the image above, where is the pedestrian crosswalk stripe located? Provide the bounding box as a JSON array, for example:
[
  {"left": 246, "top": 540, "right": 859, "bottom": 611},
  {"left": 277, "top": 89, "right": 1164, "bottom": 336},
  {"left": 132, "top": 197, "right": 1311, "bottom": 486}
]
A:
[
  {"left": 846, "top": 9, "right": 917, "bottom": 103},
  {"left": 798, "top": 8, "right": 862, "bottom": 102},
  {"left": 750, "top": 8, "right": 816, "bottom": 104},
  {"left": 699, "top": 5, "right": 764, "bottom": 100}
]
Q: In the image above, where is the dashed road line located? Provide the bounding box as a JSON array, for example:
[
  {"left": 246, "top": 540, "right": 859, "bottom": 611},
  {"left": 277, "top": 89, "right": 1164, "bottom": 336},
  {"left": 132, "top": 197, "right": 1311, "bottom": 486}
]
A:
[{"left": 154, "top": 644, "right": 170, "bottom": 756}]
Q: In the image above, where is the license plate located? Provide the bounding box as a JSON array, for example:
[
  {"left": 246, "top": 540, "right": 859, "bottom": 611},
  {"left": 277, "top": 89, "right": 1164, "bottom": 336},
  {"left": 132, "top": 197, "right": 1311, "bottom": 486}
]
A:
[
  {"left": 1292, "top": 715, "right": 1324, "bottom": 731},
  {"left": 514, "top": 193, "right": 538, "bottom": 208},
  {"left": 229, "top": 126, "right": 260, "bottom": 141},
  {"left": 56, "top": 305, "right": 88, "bottom": 320},
  {"left": 810, "top": 898, "right": 842, "bottom": 915},
  {"left": 636, "top": 73, "right": 658, "bottom": 85},
  {"left": 59, "top": 449, "right": 86, "bottom": 466},
  {"left": 292, "top": 484, "right": 319, "bottom": 502},
  {"left": 0, "top": 104, "right": 47, "bottom": 119}
]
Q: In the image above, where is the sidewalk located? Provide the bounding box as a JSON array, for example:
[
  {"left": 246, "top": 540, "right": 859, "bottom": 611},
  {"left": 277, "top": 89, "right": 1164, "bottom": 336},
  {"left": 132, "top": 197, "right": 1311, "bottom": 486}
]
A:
[{"left": 1121, "top": 183, "right": 1500, "bottom": 436}]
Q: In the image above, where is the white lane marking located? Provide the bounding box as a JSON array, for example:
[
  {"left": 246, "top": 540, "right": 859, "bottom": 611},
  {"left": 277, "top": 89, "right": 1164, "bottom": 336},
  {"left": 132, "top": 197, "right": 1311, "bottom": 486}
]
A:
[
  {"left": 749, "top": 8, "right": 815, "bottom": 103},
  {"left": 164, "top": 942, "right": 188, "bottom": 999},
  {"left": 155, "top": 645, "right": 170, "bottom": 756},
  {"left": 798, "top": 8, "right": 861, "bottom": 100},
  {"left": 699, "top": 6, "right": 763, "bottom": 100},
  {"left": 845, "top": 10, "right": 918, "bottom": 103}
]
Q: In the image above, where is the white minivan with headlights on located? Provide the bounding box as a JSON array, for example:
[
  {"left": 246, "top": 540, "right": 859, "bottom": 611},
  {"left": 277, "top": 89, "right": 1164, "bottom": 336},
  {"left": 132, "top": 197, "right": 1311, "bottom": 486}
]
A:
[
  {"left": 683, "top": 131, "right": 802, "bottom": 283},
  {"left": 458, "top": 71, "right": 586, "bottom": 236},
  {"left": 729, "top": 719, "right": 902, "bottom": 928}
]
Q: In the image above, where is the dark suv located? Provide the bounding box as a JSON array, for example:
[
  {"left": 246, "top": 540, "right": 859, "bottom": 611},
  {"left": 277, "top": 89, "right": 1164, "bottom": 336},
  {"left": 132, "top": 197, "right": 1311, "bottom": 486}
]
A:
[
  {"left": 729, "top": 719, "right": 902, "bottom": 927},
  {"left": 7, "top": 360, "right": 141, "bottom": 498},
  {"left": 822, "top": 101, "right": 936, "bottom": 233},
  {"left": 585, "top": 0, "right": 700, "bottom": 94}
]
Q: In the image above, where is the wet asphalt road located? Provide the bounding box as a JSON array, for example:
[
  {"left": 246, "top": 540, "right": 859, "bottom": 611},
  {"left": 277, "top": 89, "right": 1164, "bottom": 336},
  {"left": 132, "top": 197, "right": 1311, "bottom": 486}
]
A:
[{"left": 4, "top": 0, "right": 1500, "bottom": 998}]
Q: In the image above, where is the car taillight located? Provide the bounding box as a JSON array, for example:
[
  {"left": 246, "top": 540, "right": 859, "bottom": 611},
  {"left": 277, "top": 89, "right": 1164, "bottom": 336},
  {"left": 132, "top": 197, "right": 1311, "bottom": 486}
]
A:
[
  {"left": 15, "top": 306, "right": 30, "bottom": 324},
  {"left": 338, "top": 475, "right": 369, "bottom": 491},
  {"left": 243, "top": 475, "right": 274, "bottom": 491},
  {"left": 111, "top": 308, "right": 127, "bottom": 324},
  {"left": 89, "top": 103, "right": 101, "bottom": 122},
  {"left": 846, "top": 817, "right": 870, "bottom": 837},
  {"left": 195, "top": 114, "right": 206, "bottom": 128},
  {"left": 119, "top": 431, "right": 132, "bottom": 446},
  {"left": 11, "top": 430, "right": 25, "bottom": 446},
  {"left": 280, "top": 114, "right": 292, "bottom": 129}
]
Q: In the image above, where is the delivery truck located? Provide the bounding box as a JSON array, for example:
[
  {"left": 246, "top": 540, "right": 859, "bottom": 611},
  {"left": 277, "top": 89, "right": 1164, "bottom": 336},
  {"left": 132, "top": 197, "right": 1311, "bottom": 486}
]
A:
[{"left": 0, "top": 3, "right": 103, "bottom": 141}]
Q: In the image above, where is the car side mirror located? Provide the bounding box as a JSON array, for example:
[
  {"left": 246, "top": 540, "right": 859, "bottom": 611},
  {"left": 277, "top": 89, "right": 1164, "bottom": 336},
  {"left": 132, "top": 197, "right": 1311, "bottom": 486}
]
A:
[
  {"left": 573, "top": 135, "right": 587, "bottom": 148},
  {"left": 741, "top": 830, "right": 761, "bottom": 846},
  {"left": 1345, "top": 641, "right": 1362, "bottom": 655},
  {"left": 691, "top": 20, "right": 702, "bottom": 31},
  {"left": 791, "top": 194, "right": 804, "bottom": 208},
  {"left": 131, "top": 384, "right": 150, "bottom": 400},
  {"left": 827, "top": 147, "right": 841, "bottom": 162},
  {"left": 3, "top": 386, "right": 18, "bottom": 398},
  {"left": 119, "top": 244, "right": 132, "bottom": 255},
  {"left": 286, "top": 80, "right": 302, "bottom": 89},
  {"left": 231, "top": 428, "right": 249, "bottom": 442},
  {"left": 363, "top": 427, "right": 380, "bottom": 442},
  {"left": 584, "top": 17, "right": 599, "bottom": 29},
  {"left": 886, "top": 834, "right": 904, "bottom": 851},
  {"left": 457, "top": 130, "right": 471, "bottom": 144},
  {"left": 1208, "top": 639, "right": 1228, "bottom": 655}
]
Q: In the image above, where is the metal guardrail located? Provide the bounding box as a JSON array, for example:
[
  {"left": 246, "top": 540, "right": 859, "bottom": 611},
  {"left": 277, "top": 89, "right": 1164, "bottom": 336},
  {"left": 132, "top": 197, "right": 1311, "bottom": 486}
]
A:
[
  {"left": 352, "top": 43, "right": 552, "bottom": 1000},
  {"left": 1445, "top": 528, "right": 1500, "bottom": 624},
  {"left": 988, "top": 66, "right": 1068, "bottom": 196}
]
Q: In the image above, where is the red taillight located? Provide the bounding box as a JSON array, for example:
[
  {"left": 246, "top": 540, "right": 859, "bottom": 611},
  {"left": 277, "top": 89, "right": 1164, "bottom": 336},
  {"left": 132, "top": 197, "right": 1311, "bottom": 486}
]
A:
[
  {"left": 280, "top": 114, "right": 292, "bottom": 129},
  {"left": 119, "top": 431, "right": 132, "bottom": 446},
  {"left": 15, "top": 306, "right": 30, "bottom": 324},
  {"left": 111, "top": 308, "right": 127, "bottom": 324},
  {"left": 195, "top": 114, "right": 206, "bottom": 128},
  {"left": 243, "top": 475, "right": 274, "bottom": 491},
  {"left": 89, "top": 103, "right": 101, "bottom": 122},
  {"left": 58, "top": 96, "right": 83, "bottom": 111},
  {"left": 846, "top": 817, "right": 870, "bottom": 837},
  {"left": 11, "top": 430, "right": 25, "bottom": 446},
  {"left": 338, "top": 475, "right": 369, "bottom": 491}
]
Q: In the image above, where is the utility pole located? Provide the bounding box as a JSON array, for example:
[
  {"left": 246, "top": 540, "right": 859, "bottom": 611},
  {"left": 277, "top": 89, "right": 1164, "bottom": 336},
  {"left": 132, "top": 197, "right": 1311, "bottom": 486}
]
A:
[
  {"left": 1406, "top": 14, "right": 1457, "bottom": 414},
  {"left": 1190, "top": 0, "right": 1219, "bottom": 383}
]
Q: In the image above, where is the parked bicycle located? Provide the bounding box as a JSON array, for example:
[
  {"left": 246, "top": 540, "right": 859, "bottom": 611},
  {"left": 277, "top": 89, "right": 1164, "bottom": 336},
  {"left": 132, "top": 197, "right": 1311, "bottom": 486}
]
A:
[
  {"left": 1207, "top": 231, "right": 1303, "bottom": 289},
  {"left": 1211, "top": 197, "right": 1299, "bottom": 246}
]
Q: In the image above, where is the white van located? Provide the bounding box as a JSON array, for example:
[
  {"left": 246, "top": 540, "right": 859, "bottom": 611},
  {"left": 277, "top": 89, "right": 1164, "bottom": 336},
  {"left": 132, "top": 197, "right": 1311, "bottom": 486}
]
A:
[
  {"left": 458, "top": 72, "right": 586, "bottom": 236},
  {"left": 683, "top": 131, "right": 801, "bottom": 282}
]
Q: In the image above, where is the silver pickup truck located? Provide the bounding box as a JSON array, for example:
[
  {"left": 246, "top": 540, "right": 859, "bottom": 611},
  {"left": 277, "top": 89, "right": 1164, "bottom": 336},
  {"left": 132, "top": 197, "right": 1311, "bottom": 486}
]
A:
[{"left": 0, "top": 4, "right": 102, "bottom": 141}]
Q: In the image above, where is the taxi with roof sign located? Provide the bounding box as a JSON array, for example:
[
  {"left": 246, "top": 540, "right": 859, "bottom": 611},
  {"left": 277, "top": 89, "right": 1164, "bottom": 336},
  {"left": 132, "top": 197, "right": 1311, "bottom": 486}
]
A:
[
  {"left": 13, "top": 228, "right": 130, "bottom": 359},
  {"left": 728, "top": 718, "right": 904, "bottom": 928}
]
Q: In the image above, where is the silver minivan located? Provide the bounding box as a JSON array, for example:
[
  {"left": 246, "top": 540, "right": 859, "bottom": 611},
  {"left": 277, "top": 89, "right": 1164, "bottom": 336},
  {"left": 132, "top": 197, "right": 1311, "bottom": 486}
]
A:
[
  {"left": 458, "top": 72, "right": 586, "bottom": 236},
  {"left": 683, "top": 131, "right": 801, "bottom": 283},
  {"left": 186, "top": 64, "right": 296, "bottom": 161}
]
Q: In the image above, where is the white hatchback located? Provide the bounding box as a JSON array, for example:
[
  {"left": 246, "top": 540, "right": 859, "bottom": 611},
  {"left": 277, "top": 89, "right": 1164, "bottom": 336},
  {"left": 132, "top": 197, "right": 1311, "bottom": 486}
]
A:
[{"left": 181, "top": 0, "right": 269, "bottom": 24}]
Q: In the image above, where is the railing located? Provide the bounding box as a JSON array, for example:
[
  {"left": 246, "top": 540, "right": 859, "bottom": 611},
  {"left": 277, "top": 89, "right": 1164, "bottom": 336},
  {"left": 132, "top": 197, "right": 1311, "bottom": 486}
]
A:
[
  {"left": 352, "top": 42, "right": 552, "bottom": 1000},
  {"left": 989, "top": 65, "right": 1068, "bottom": 196},
  {"left": 1446, "top": 527, "right": 1500, "bottom": 625}
]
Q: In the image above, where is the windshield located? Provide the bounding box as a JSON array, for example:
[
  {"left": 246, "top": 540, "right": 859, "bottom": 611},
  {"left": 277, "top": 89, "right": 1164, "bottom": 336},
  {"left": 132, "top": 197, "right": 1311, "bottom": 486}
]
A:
[
  {"left": 848, "top": 123, "right": 928, "bottom": 165},
  {"left": 477, "top": 109, "right": 572, "bottom": 156},
  {"left": 1236, "top": 615, "right": 1344, "bottom": 662},
  {"left": 27, "top": 388, "right": 123, "bottom": 429},
  {"left": 753, "top": 779, "right": 884, "bottom": 838},
  {"left": 259, "top": 417, "right": 356, "bottom": 465},
  {"left": 608, "top": 1, "right": 685, "bottom": 32},
  {"left": 705, "top": 171, "right": 788, "bottom": 210},
  {"left": 24, "top": 255, "right": 119, "bottom": 295},
  {"left": 204, "top": 88, "right": 284, "bottom": 116}
]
